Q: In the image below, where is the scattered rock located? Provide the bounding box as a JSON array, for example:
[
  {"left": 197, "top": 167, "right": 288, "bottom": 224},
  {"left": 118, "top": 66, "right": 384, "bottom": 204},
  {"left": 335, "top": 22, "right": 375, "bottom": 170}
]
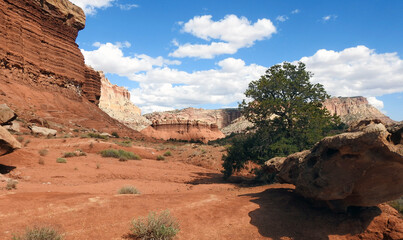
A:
[
  {"left": 265, "top": 120, "right": 403, "bottom": 211},
  {"left": 30, "top": 126, "right": 57, "bottom": 136},
  {"left": 0, "top": 126, "right": 22, "bottom": 156},
  {"left": 29, "top": 118, "right": 50, "bottom": 128},
  {"left": 3, "top": 121, "right": 20, "bottom": 132},
  {"left": 0, "top": 104, "right": 16, "bottom": 125}
]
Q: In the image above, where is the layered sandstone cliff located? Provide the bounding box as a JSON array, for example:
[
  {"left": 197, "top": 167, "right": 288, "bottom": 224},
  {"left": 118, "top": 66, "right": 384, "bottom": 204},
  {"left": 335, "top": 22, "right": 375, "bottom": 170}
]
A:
[
  {"left": 141, "top": 119, "right": 225, "bottom": 143},
  {"left": 323, "top": 96, "right": 394, "bottom": 125},
  {"left": 0, "top": 0, "right": 100, "bottom": 104},
  {"left": 98, "top": 72, "right": 150, "bottom": 131},
  {"left": 144, "top": 107, "right": 241, "bottom": 129}
]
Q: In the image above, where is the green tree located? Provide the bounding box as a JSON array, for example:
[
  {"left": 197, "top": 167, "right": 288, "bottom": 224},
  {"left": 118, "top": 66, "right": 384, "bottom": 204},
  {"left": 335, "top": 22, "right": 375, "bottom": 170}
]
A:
[{"left": 222, "top": 62, "right": 342, "bottom": 179}]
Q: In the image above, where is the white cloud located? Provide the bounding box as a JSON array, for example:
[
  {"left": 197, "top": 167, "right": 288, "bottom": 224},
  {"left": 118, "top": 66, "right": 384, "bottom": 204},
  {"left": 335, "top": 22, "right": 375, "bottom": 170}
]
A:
[
  {"left": 69, "top": 0, "right": 114, "bottom": 15},
  {"left": 322, "top": 15, "right": 337, "bottom": 22},
  {"left": 276, "top": 15, "right": 288, "bottom": 22},
  {"left": 299, "top": 45, "right": 403, "bottom": 103},
  {"left": 291, "top": 9, "right": 300, "bottom": 14},
  {"left": 367, "top": 97, "right": 384, "bottom": 111},
  {"left": 130, "top": 58, "right": 266, "bottom": 113},
  {"left": 81, "top": 42, "right": 180, "bottom": 76},
  {"left": 170, "top": 15, "right": 276, "bottom": 59},
  {"left": 118, "top": 4, "right": 138, "bottom": 10}
]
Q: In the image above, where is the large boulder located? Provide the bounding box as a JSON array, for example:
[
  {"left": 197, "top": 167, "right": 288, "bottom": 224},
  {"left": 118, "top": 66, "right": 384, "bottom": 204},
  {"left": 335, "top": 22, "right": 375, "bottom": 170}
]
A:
[
  {"left": 0, "top": 104, "right": 16, "bottom": 125},
  {"left": 30, "top": 126, "right": 57, "bottom": 136},
  {"left": 0, "top": 126, "right": 22, "bottom": 156},
  {"left": 266, "top": 120, "right": 403, "bottom": 211}
]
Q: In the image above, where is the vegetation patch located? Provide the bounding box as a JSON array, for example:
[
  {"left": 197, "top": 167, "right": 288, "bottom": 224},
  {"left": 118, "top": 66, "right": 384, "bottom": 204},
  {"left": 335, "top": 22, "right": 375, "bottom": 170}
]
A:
[
  {"left": 114, "top": 140, "right": 133, "bottom": 147},
  {"left": 56, "top": 158, "right": 67, "bottom": 163},
  {"left": 163, "top": 151, "right": 172, "bottom": 157},
  {"left": 118, "top": 185, "right": 140, "bottom": 195},
  {"left": 12, "top": 226, "right": 63, "bottom": 240},
  {"left": 100, "top": 149, "right": 141, "bottom": 160},
  {"left": 156, "top": 155, "right": 165, "bottom": 161},
  {"left": 129, "top": 210, "right": 179, "bottom": 240},
  {"left": 388, "top": 198, "right": 403, "bottom": 215},
  {"left": 81, "top": 132, "right": 109, "bottom": 140},
  {"left": 38, "top": 149, "right": 49, "bottom": 156},
  {"left": 6, "top": 179, "right": 18, "bottom": 190}
]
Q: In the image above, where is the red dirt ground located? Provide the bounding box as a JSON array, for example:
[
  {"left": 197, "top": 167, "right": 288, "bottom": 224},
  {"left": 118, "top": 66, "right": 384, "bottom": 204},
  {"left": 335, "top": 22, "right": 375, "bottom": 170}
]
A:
[{"left": 0, "top": 135, "right": 402, "bottom": 240}]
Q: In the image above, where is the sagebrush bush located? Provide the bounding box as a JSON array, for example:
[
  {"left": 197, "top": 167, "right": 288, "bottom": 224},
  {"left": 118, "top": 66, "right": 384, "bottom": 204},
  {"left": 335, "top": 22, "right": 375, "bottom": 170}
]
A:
[
  {"left": 388, "top": 198, "right": 403, "bottom": 215},
  {"left": 38, "top": 149, "right": 48, "bottom": 156},
  {"left": 56, "top": 158, "right": 67, "bottom": 163},
  {"left": 12, "top": 226, "right": 63, "bottom": 240},
  {"left": 100, "top": 149, "right": 141, "bottom": 160},
  {"left": 114, "top": 140, "right": 133, "bottom": 147},
  {"left": 163, "top": 151, "right": 172, "bottom": 157},
  {"left": 63, "top": 152, "right": 77, "bottom": 158},
  {"left": 156, "top": 155, "right": 165, "bottom": 161},
  {"left": 118, "top": 185, "right": 140, "bottom": 195},
  {"left": 81, "top": 133, "right": 108, "bottom": 140},
  {"left": 130, "top": 210, "right": 179, "bottom": 240}
]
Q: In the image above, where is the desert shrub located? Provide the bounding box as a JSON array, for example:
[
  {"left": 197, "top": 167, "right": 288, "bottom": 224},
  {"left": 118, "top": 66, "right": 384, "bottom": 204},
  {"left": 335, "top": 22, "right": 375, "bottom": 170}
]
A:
[
  {"left": 388, "top": 198, "right": 403, "bottom": 215},
  {"left": 118, "top": 185, "right": 140, "bottom": 195},
  {"left": 114, "top": 140, "right": 133, "bottom": 147},
  {"left": 38, "top": 149, "right": 48, "bottom": 156},
  {"left": 130, "top": 210, "right": 179, "bottom": 240},
  {"left": 16, "top": 136, "right": 24, "bottom": 143},
  {"left": 63, "top": 152, "right": 77, "bottom": 158},
  {"left": 56, "top": 158, "right": 67, "bottom": 163},
  {"left": 100, "top": 149, "right": 141, "bottom": 160},
  {"left": 112, "top": 132, "right": 120, "bottom": 138},
  {"left": 6, "top": 179, "right": 18, "bottom": 190},
  {"left": 38, "top": 158, "right": 45, "bottom": 165},
  {"left": 81, "top": 133, "right": 108, "bottom": 140},
  {"left": 156, "top": 155, "right": 165, "bottom": 161},
  {"left": 163, "top": 151, "right": 172, "bottom": 157},
  {"left": 12, "top": 226, "right": 63, "bottom": 240}
]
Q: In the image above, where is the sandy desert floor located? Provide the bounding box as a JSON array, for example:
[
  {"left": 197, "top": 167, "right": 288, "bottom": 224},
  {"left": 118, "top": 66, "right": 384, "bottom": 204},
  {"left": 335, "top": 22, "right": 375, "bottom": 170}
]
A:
[{"left": 0, "top": 135, "right": 401, "bottom": 240}]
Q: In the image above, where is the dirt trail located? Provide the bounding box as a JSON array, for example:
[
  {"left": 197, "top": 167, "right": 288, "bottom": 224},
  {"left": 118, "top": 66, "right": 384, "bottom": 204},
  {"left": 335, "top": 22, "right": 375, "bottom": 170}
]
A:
[{"left": 0, "top": 137, "right": 401, "bottom": 239}]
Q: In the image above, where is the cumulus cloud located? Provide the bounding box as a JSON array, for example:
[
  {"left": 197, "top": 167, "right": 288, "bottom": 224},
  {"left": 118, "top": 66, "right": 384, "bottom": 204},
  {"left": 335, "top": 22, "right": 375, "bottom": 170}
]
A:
[
  {"left": 70, "top": 0, "right": 114, "bottom": 15},
  {"left": 322, "top": 15, "right": 337, "bottom": 22},
  {"left": 299, "top": 45, "right": 403, "bottom": 110},
  {"left": 170, "top": 15, "right": 276, "bottom": 59},
  {"left": 81, "top": 42, "right": 180, "bottom": 76},
  {"left": 291, "top": 9, "right": 300, "bottom": 14},
  {"left": 276, "top": 15, "right": 288, "bottom": 22},
  {"left": 130, "top": 58, "right": 266, "bottom": 113}
]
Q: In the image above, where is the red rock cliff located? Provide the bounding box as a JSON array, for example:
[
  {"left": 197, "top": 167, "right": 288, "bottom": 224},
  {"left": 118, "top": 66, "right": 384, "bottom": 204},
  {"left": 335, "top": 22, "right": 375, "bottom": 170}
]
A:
[{"left": 0, "top": 0, "right": 100, "bottom": 104}]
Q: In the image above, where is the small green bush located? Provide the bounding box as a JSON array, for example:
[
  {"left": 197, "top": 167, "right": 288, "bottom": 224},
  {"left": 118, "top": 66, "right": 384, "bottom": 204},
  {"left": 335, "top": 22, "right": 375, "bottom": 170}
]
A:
[
  {"left": 6, "top": 179, "right": 18, "bottom": 190},
  {"left": 163, "top": 151, "right": 172, "bottom": 157},
  {"left": 156, "top": 155, "right": 165, "bottom": 161},
  {"left": 56, "top": 158, "right": 67, "bottom": 163},
  {"left": 12, "top": 226, "right": 63, "bottom": 240},
  {"left": 63, "top": 152, "right": 77, "bottom": 158},
  {"left": 100, "top": 149, "right": 141, "bottom": 160},
  {"left": 38, "top": 149, "right": 48, "bottom": 156},
  {"left": 130, "top": 210, "right": 179, "bottom": 240},
  {"left": 112, "top": 132, "right": 120, "bottom": 138},
  {"left": 114, "top": 140, "right": 133, "bottom": 147},
  {"left": 388, "top": 198, "right": 403, "bottom": 215},
  {"left": 118, "top": 185, "right": 140, "bottom": 195},
  {"left": 81, "top": 133, "right": 109, "bottom": 140}
]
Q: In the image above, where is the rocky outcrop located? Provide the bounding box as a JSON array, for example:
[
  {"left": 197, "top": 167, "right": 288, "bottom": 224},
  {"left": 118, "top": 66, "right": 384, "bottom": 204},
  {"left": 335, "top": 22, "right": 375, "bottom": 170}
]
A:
[
  {"left": 141, "top": 119, "right": 225, "bottom": 143},
  {"left": 144, "top": 107, "right": 241, "bottom": 129},
  {"left": 0, "top": 125, "right": 21, "bottom": 156},
  {"left": 323, "top": 96, "right": 394, "bottom": 125},
  {"left": 98, "top": 72, "right": 150, "bottom": 131},
  {"left": 265, "top": 120, "right": 403, "bottom": 211},
  {"left": 0, "top": 104, "right": 16, "bottom": 125},
  {"left": 30, "top": 125, "right": 57, "bottom": 136},
  {"left": 0, "top": 0, "right": 100, "bottom": 104}
]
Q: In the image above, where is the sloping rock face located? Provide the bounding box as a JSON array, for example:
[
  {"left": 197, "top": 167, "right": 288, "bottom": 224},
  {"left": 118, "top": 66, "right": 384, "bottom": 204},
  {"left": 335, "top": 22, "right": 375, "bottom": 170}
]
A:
[
  {"left": 0, "top": 125, "right": 21, "bottom": 156},
  {"left": 323, "top": 96, "right": 394, "bottom": 125},
  {"left": 141, "top": 119, "right": 225, "bottom": 143},
  {"left": 266, "top": 120, "right": 403, "bottom": 211},
  {"left": 0, "top": 0, "right": 100, "bottom": 104},
  {"left": 98, "top": 72, "right": 150, "bottom": 131},
  {"left": 0, "top": 104, "right": 16, "bottom": 125},
  {"left": 144, "top": 107, "right": 241, "bottom": 129}
]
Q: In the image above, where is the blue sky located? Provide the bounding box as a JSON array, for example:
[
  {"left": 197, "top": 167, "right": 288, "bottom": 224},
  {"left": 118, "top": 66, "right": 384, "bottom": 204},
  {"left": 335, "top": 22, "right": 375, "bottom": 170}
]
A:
[{"left": 70, "top": 0, "right": 403, "bottom": 120}]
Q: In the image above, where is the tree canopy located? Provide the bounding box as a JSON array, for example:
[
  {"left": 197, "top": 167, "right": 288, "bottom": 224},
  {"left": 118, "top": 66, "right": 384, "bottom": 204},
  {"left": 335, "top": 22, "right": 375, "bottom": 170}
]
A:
[{"left": 222, "top": 62, "right": 342, "bottom": 179}]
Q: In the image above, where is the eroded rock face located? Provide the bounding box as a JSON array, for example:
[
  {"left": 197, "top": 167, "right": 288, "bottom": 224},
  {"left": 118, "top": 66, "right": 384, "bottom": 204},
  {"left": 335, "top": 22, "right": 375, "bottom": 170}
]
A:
[
  {"left": 0, "top": 104, "right": 16, "bottom": 125},
  {"left": 98, "top": 72, "right": 150, "bottom": 131},
  {"left": 323, "top": 96, "right": 394, "bottom": 125},
  {"left": 266, "top": 120, "right": 403, "bottom": 211},
  {"left": 0, "top": 0, "right": 100, "bottom": 104},
  {"left": 144, "top": 107, "right": 241, "bottom": 129},
  {"left": 0, "top": 125, "right": 21, "bottom": 156},
  {"left": 141, "top": 119, "right": 225, "bottom": 143}
]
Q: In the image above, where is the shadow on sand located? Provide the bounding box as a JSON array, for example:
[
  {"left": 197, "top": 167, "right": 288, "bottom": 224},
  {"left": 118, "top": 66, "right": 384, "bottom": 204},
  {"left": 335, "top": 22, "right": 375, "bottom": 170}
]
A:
[
  {"left": 186, "top": 172, "right": 254, "bottom": 185},
  {"left": 243, "top": 187, "right": 381, "bottom": 240},
  {"left": 0, "top": 164, "right": 16, "bottom": 174}
]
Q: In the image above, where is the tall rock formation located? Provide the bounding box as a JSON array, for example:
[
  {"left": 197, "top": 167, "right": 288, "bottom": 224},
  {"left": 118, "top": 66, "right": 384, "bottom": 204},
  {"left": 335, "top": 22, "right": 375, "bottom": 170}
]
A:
[
  {"left": 144, "top": 107, "right": 241, "bottom": 129},
  {"left": 323, "top": 96, "right": 394, "bottom": 125},
  {"left": 98, "top": 72, "right": 150, "bottom": 131},
  {"left": 0, "top": 0, "right": 100, "bottom": 104}
]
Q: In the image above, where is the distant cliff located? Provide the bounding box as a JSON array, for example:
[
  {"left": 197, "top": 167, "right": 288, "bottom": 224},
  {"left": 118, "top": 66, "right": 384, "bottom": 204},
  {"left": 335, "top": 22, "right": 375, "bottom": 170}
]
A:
[
  {"left": 0, "top": 0, "right": 100, "bottom": 104},
  {"left": 323, "top": 96, "right": 394, "bottom": 125},
  {"left": 98, "top": 72, "right": 150, "bottom": 131}
]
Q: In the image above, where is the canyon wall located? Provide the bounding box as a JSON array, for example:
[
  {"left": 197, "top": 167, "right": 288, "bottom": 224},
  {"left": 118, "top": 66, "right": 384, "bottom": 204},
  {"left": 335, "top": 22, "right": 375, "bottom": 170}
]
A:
[
  {"left": 323, "top": 96, "right": 394, "bottom": 125},
  {"left": 0, "top": 0, "right": 100, "bottom": 104},
  {"left": 144, "top": 107, "right": 241, "bottom": 129},
  {"left": 98, "top": 72, "right": 151, "bottom": 131}
]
